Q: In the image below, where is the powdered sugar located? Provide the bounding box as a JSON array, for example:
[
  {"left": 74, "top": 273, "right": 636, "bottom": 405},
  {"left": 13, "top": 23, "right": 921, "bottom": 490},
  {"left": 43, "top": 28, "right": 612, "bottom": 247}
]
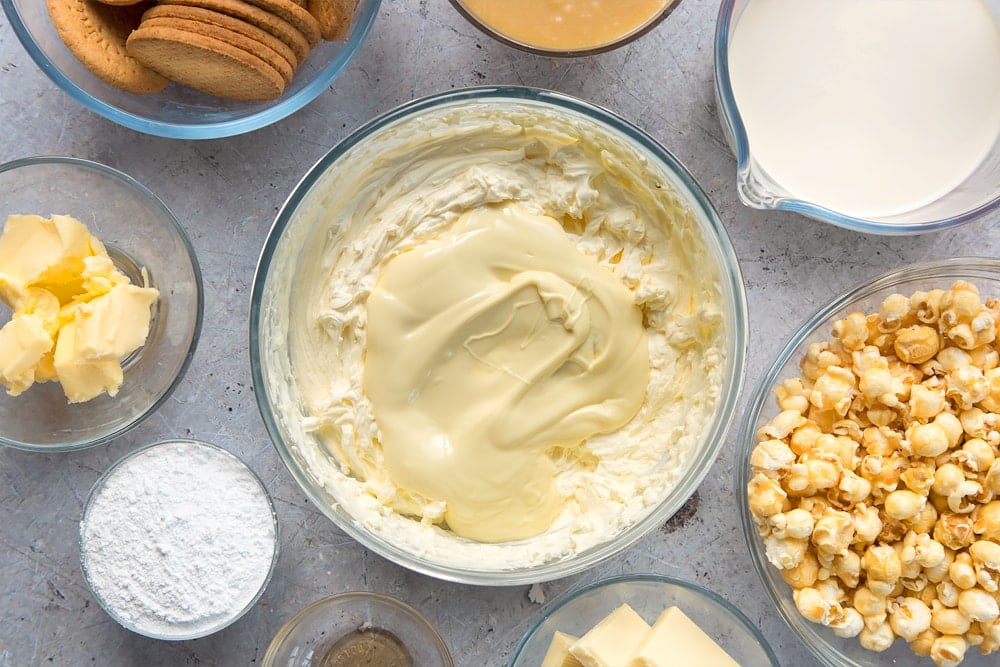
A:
[{"left": 80, "top": 440, "right": 277, "bottom": 639}]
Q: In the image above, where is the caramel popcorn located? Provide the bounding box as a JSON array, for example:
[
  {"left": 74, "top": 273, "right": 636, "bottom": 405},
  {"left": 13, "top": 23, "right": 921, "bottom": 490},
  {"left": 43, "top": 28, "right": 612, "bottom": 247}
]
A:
[{"left": 748, "top": 281, "right": 1000, "bottom": 666}]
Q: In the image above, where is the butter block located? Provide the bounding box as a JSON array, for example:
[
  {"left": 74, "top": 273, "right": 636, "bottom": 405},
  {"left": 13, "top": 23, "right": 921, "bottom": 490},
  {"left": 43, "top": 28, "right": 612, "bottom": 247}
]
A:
[
  {"left": 0, "top": 313, "right": 55, "bottom": 396},
  {"left": 0, "top": 214, "right": 94, "bottom": 303},
  {"left": 73, "top": 283, "right": 158, "bottom": 361},
  {"left": 629, "top": 606, "right": 740, "bottom": 667},
  {"left": 541, "top": 631, "right": 583, "bottom": 667},
  {"left": 570, "top": 604, "right": 651, "bottom": 667},
  {"left": 53, "top": 320, "right": 124, "bottom": 403}
]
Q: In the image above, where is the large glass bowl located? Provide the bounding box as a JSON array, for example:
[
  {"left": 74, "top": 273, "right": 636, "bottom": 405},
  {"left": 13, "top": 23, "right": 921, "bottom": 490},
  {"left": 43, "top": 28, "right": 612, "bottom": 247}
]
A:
[
  {"left": 508, "top": 573, "right": 779, "bottom": 667},
  {"left": 0, "top": 157, "right": 202, "bottom": 452},
  {"left": 714, "top": 0, "right": 1000, "bottom": 235},
  {"left": 251, "top": 86, "right": 748, "bottom": 585},
  {"left": 263, "top": 592, "right": 453, "bottom": 667},
  {"left": 738, "top": 258, "right": 1000, "bottom": 666},
  {"left": 1, "top": 0, "right": 380, "bottom": 139}
]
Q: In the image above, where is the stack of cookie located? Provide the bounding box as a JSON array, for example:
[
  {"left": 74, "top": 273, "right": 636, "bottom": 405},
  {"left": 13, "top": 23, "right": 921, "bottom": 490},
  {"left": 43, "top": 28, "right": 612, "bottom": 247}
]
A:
[{"left": 46, "top": 0, "right": 357, "bottom": 100}]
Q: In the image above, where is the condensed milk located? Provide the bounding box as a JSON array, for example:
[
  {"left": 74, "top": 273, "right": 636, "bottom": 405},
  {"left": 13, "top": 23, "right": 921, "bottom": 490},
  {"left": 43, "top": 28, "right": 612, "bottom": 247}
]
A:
[{"left": 456, "top": 0, "right": 674, "bottom": 52}]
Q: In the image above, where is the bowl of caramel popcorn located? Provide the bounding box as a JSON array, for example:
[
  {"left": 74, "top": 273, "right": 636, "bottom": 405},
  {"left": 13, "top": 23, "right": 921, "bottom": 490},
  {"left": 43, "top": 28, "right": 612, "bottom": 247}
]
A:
[{"left": 739, "top": 258, "right": 1000, "bottom": 667}]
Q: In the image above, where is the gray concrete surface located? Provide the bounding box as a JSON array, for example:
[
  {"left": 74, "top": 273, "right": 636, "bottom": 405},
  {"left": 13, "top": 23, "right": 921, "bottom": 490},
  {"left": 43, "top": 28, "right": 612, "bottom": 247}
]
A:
[{"left": 1, "top": 2, "right": 997, "bottom": 666}]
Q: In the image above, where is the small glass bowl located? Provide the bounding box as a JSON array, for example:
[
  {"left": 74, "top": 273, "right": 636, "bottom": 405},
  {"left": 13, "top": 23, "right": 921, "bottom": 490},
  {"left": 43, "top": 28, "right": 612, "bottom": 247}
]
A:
[
  {"left": 449, "top": 0, "right": 681, "bottom": 57},
  {"left": 1, "top": 0, "right": 380, "bottom": 139},
  {"left": 250, "top": 86, "right": 748, "bottom": 585},
  {"left": 509, "top": 573, "right": 779, "bottom": 666},
  {"left": 738, "top": 258, "right": 1000, "bottom": 666},
  {"left": 263, "top": 592, "right": 453, "bottom": 667},
  {"left": 79, "top": 439, "right": 280, "bottom": 641},
  {"left": 713, "top": 0, "right": 1000, "bottom": 234},
  {"left": 0, "top": 157, "right": 202, "bottom": 452}
]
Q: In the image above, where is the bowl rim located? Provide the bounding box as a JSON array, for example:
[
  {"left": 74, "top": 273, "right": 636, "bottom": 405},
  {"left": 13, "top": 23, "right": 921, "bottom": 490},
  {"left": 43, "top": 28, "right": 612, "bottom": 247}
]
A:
[
  {"left": 78, "top": 438, "right": 280, "bottom": 641},
  {"left": 712, "top": 0, "right": 1000, "bottom": 235},
  {"left": 249, "top": 84, "right": 749, "bottom": 586},
  {"left": 0, "top": 155, "right": 204, "bottom": 452},
  {"left": 0, "top": 0, "right": 382, "bottom": 139},
  {"left": 507, "top": 572, "right": 781, "bottom": 667},
  {"left": 736, "top": 256, "right": 1000, "bottom": 666},
  {"left": 263, "top": 591, "right": 454, "bottom": 667},
  {"left": 447, "top": 0, "right": 682, "bottom": 57}
]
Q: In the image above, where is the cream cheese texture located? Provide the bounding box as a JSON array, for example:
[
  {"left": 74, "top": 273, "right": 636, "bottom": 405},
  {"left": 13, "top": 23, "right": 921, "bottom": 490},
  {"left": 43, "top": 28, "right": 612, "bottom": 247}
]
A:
[{"left": 269, "top": 100, "right": 726, "bottom": 570}]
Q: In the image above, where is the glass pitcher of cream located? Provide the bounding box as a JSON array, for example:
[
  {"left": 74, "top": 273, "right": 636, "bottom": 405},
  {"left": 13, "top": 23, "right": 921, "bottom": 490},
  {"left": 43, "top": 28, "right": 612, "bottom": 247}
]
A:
[{"left": 714, "top": 0, "right": 1000, "bottom": 235}]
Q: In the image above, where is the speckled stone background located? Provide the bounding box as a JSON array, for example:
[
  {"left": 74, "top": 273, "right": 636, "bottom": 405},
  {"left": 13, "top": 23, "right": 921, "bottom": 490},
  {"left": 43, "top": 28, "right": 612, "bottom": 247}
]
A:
[{"left": 1, "top": 2, "right": 998, "bottom": 666}]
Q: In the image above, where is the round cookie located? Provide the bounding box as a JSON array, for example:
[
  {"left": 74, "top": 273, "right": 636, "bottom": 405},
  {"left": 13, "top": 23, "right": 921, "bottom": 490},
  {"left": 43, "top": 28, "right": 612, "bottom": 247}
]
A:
[
  {"left": 45, "top": 0, "right": 168, "bottom": 94},
  {"left": 126, "top": 24, "right": 286, "bottom": 100},
  {"left": 307, "top": 0, "right": 357, "bottom": 42},
  {"left": 157, "top": 0, "right": 312, "bottom": 64},
  {"left": 92, "top": 0, "right": 146, "bottom": 5},
  {"left": 141, "top": 4, "right": 298, "bottom": 71},
  {"left": 139, "top": 16, "right": 295, "bottom": 85},
  {"left": 238, "top": 0, "right": 321, "bottom": 46}
]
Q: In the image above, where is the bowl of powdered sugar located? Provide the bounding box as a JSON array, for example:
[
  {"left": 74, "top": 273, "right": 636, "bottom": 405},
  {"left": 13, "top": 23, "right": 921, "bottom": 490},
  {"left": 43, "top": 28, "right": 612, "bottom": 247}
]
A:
[{"left": 79, "top": 439, "right": 278, "bottom": 640}]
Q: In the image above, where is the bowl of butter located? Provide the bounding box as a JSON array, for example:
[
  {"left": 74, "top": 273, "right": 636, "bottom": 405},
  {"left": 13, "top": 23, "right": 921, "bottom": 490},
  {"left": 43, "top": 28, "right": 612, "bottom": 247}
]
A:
[
  {"left": 251, "top": 86, "right": 747, "bottom": 584},
  {"left": 509, "top": 573, "right": 779, "bottom": 666},
  {"left": 0, "top": 156, "right": 202, "bottom": 451}
]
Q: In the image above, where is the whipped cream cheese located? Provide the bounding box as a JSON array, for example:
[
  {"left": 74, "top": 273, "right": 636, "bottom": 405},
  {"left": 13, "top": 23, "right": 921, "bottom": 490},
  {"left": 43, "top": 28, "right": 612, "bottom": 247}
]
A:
[{"left": 262, "top": 98, "right": 726, "bottom": 570}]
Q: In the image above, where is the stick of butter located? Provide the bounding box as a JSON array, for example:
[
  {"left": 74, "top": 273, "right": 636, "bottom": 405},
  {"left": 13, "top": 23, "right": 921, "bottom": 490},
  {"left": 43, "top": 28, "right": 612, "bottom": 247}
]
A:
[
  {"left": 569, "top": 604, "right": 651, "bottom": 667},
  {"left": 630, "top": 606, "right": 740, "bottom": 667}
]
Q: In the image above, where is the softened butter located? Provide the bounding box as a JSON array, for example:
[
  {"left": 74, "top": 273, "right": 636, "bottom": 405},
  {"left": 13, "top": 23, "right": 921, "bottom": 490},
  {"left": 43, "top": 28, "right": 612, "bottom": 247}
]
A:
[{"left": 0, "top": 214, "right": 158, "bottom": 402}]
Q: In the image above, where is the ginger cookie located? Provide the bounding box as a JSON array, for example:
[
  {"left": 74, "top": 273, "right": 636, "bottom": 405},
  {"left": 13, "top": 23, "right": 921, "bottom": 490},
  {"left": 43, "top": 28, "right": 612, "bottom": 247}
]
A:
[
  {"left": 139, "top": 16, "right": 295, "bottom": 85},
  {"left": 238, "top": 0, "right": 321, "bottom": 47},
  {"left": 307, "top": 0, "right": 357, "bottom": 42},
  {"left": 93, "top": 0, "right": 147, "bottom": 5},
  {"left": 126, "top": 24, "right": 285, "bottom": 100},
  {"left": 141, "top": 5, "right": 299, "bottom": 71},
  {"left": 158, "top": 0, "right": 312, "bottom": 64},
  {"left": 45, "top": 0, "right": 168, "bottom": 94}
]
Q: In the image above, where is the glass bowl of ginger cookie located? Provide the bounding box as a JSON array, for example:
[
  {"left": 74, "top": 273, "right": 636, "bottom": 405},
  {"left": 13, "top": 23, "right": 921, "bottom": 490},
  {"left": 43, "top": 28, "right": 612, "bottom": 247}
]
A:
[
  {"left": 0, "top": 156, "right": 202, "bottom": 451},
  {"left": 1, "top": 0, "right": 380, "bottom": 139},
  {"left": 739, "top": 257, "right": 1000, "bottom": 667}
]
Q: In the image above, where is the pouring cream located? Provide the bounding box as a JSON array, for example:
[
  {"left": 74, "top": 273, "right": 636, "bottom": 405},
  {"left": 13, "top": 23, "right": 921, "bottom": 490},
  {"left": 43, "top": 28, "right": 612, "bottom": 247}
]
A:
[{"left": 728, "top": 0, "right": 1000, "bottom": 219}]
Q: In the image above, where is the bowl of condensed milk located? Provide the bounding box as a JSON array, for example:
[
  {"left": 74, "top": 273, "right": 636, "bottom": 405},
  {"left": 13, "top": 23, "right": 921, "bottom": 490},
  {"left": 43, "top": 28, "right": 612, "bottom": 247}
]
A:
[
  {"left": 450, "top": 0, "right": 682, "bottom": 56},
  {"left": 715, "top": 0, "right": 1000, "bottom": 234}
]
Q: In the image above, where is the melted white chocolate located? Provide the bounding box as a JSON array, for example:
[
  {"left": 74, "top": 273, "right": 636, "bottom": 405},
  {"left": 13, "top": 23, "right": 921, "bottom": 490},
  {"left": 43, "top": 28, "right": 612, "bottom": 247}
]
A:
[{"left": 364, "top": 205, "right": 648, "bottom": 542}]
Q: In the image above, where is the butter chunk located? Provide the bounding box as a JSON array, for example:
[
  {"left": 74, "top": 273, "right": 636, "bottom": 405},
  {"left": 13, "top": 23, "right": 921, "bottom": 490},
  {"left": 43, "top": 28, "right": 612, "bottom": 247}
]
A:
[
  {"left": 0, "top": 214, "right": 94, "bottom": 303},
  {"left": 541, "top": 631, "right": 583, "bottom": 667},
  {"left": 72, "top": 283, "right": 158, "bottom": 361},
  {"left": 570, "top": 604, "right": 651, "bottom": 667},
  {"left": 53, "top": 320, "right": 123, "bottom": 403},
  {"left": 0, "top": 313, "right": 55, "bottom": 396},
  {"left": 630, "top": 606, "right": 739, "bottom": 667}
]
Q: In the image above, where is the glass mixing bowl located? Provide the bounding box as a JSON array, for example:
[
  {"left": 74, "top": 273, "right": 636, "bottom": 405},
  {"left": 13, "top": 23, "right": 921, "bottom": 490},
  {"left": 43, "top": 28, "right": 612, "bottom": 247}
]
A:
[
  {"left": 0, "top": 157, "right": 202, "bottom": 452},
  {"left": 251, "top": 86, "right": 748, "bottom": 585},
  {"left": 714, "top": 0, "right": 1000, "bottom": 235},
  {"left": 263, "top": 592, "right": 453, "bottom": 667},
  {"left": 449, "top": 0, "right": 682, "bottom": 57},
  {"left": 1, "top": 0, "right": 380, "bottom": 139},
  {"left": 509, "top": 573, "right": 779, "bottom": 667},
  {"left": 738, "top": 258, "right": 1000, "bottom": 666}
]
